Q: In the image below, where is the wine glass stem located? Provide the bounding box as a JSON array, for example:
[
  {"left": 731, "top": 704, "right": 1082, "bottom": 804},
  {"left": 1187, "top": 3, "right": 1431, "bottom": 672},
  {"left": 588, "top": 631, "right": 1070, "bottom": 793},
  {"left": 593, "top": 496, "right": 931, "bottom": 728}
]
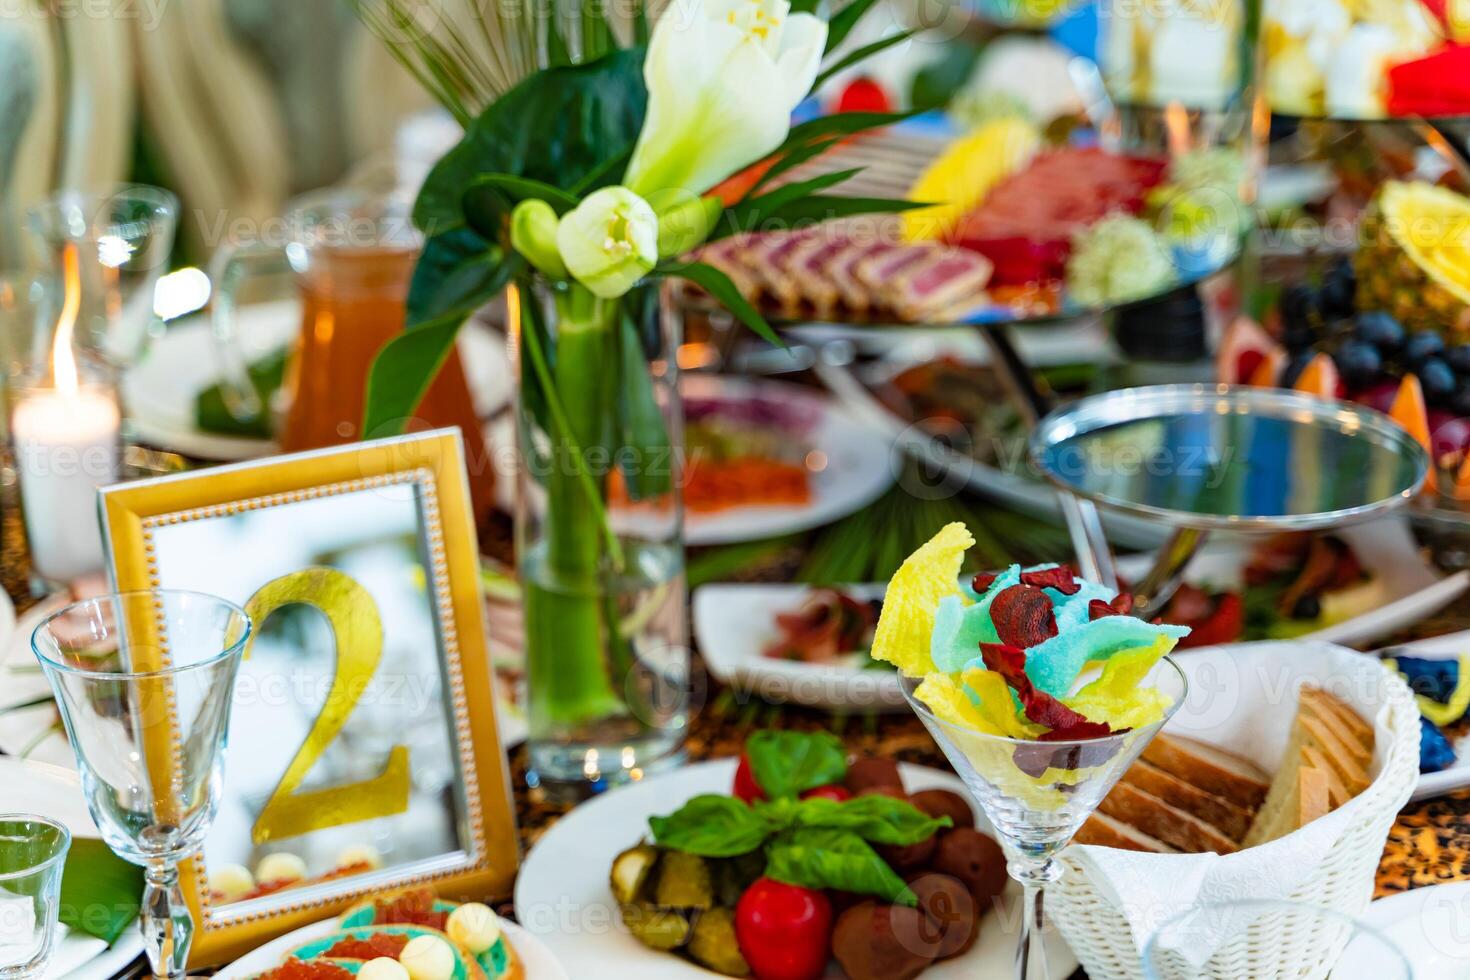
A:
[
  {"left": 1011, "top": 857, "right": 1061, "bottom": 980},
  {"left": 141, "top": 861, "right": 193, "bottom": 980}
]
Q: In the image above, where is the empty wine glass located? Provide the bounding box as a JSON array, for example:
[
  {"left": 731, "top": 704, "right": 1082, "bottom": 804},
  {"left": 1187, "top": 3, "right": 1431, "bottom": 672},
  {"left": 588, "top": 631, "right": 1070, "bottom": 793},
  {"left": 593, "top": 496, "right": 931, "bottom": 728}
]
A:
[
  {"left": 1142, "top": 899, "right": 1412, "bottom": 979},
  {"left": 0, "top": 814, "right": 71, "bottom": 980},
  {"left": 31, "top": 591, "right": 250, "bottom": 980},
  {"left": 901, "top": 658, "right": 1187, "bottom": 980},
  {"left": 27, "top": 185, "right": 179, "bottom": 374}
]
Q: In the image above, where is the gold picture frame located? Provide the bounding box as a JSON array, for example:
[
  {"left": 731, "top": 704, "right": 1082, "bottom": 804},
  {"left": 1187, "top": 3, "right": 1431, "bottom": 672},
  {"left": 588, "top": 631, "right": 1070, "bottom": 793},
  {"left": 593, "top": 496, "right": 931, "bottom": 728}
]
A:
[{"left": 100, "top": 429, "right": 518, "bottom": 966}]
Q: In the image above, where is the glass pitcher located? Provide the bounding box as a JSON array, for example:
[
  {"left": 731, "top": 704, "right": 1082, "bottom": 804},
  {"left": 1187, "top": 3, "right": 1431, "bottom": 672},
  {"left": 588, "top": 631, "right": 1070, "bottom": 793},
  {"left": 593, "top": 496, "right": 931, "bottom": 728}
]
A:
[{"left": 209, "top": 179, "right": 494, "bottom": 516}]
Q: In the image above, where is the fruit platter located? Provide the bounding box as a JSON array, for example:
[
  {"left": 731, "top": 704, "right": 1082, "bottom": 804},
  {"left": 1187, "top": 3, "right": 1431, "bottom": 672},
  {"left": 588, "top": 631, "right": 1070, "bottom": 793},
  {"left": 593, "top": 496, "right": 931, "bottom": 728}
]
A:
[
  {"left": 687, "top": 112, "right": 1250, "bottom": 328},
  {"left": 1222, "top": 178, "right": 1470, "bottom": 522}
]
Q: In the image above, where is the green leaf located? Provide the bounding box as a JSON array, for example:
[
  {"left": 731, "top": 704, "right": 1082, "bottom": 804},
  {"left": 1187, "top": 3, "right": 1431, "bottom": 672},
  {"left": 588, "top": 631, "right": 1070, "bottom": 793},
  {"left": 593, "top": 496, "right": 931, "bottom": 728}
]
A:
[
  {"left": 615, "top": 295, "right": 673, "bottom": 500},
  {"left": 361, "top": 312, "right": 469, "bottom": 438},
  {"left": 909, "top": 42, "right": 982, "bottom": 112},
  {"left": 406, "top": 229, "right": 516, "bottom": 327},
  {"left": 649, "top": 795, "right": 772, "bottom": 857},
  {"left": 746, "top": 730, "right": 848, "bottom": 799},
  {"left": 788, "top": 794, "right": 951, "bottom": 846},
  {"left": 766, "top": 829, "right": 917, "bottom": 905},
  {"left": 747, "top": 136, "right": 843, "bottom": 197},
  {"left": 813, "top": 30, "right": 917, "bottom": 91},
  {"left": 779, "top": 110, "right": 919, "bottom": 152},
  {"left": 413, "top": 47, "right": 647, "bottom": 234},
  {"left": 718, "top": 168, "right": 865, "bottom": 236},
  {"left": 468, "top": 174, "right": 580, "bottom": 216},
  {"left": 660, "top": 261, "right": 783, "bottom": 348},
  {"left": 60, "top": 838, "right": 142, "bottom": 943},
  {"left": 823, "top": 0, "right": 885, "bottom": 54},
  {"left": 745, "top": 194, "right": 926, "bottom": 226}
]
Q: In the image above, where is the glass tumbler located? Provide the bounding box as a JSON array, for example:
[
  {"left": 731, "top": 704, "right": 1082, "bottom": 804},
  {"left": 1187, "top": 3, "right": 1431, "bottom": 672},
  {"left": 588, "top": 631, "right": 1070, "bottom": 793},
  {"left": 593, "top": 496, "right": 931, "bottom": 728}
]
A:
[{"left": 0, "top": 815, "right": 70, "bottom": 980}]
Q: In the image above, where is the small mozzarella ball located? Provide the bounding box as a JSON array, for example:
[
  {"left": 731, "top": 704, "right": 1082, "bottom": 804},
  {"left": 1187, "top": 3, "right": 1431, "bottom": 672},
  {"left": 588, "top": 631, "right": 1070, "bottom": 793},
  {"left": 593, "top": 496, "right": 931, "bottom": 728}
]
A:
[
  {"left": 254, "top": 852, "right": 307, "bottom": 884},
  {"left": 211, "top": 863, "right": 255, "bottom": 901},
  {"left": 358, "top": 958, "right": 411, "bottom": 980},
  {"left": 400, "top": 935, "right": 455, "bottom": 980},
  {"left": 446, "top": 903, "right": 501, "bottom": 954},
  {"left": 335, "top": 844, "right": 383, "bottom": 870}
]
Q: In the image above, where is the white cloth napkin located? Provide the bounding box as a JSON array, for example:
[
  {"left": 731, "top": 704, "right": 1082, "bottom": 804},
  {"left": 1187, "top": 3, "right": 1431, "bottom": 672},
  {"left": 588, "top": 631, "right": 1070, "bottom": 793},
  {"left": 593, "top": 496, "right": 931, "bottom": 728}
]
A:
[{"left": 1063, "top": 642, "right": 1405, "bottom": 967}]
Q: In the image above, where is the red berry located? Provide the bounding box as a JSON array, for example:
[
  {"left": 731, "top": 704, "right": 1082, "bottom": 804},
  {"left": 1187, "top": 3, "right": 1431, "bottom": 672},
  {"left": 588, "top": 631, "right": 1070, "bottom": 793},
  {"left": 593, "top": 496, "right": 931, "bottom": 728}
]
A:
[
  {"left": 734, "top": 878, "right": 833, "bottom": 980},
  {"left": 834, "top": 76, "right": 891, "bottom": 114},
  {"left": 734, "top": 754, "right": 766, "bottom": 804}
]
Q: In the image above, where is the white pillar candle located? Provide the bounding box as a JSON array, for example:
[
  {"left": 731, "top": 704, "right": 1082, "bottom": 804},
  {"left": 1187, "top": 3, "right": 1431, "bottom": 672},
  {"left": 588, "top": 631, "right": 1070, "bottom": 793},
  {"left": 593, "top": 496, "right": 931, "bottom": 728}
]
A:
[{"left": 11, "top": 386, "right": 120, "bottom": 582}]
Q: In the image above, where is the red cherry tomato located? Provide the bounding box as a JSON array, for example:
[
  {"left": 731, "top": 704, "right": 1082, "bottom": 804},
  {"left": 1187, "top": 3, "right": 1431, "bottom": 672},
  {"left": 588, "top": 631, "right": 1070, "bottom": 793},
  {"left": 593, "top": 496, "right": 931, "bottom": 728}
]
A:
[
  {"left": 734, "top": 878, "right": 833, "bottom": 980},
  {"left": 799, "top": 784, "right": 852, "bottom": 802},
  {"left": 733, "top": 754, "right": 766, "bottom": 804}
]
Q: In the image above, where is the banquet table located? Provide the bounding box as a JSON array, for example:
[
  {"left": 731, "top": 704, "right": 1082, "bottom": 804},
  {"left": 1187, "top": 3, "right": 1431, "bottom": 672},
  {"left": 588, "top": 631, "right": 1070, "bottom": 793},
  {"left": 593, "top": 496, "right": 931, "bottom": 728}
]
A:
[{"left": 4, "top": 462, "right": 1470, "bottom": 979}]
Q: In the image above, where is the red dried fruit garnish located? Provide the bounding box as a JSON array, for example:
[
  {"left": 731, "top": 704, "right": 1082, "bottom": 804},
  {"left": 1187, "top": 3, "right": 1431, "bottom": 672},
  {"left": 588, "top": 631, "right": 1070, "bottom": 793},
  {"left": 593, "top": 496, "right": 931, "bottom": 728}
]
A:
[
  {"left": 989, "top": 586, "right": 1058, "bottom": 648},
  {"left": 1175, "top": 592, "right": 1243, "bottom": 648},
  {"left": 323, "top": 934, "right": 410, "bottom": 960},
  {"left": 374, "top": 889, "right": 448, "bottom": 930},
  {"left": 261, "top": 961, "right": 354, "bottom": 980},
  {"left": 1019, "top": 567, "right": 1080, "bottom": 595},
  {"left": 979, "top": 642, "right": 1112, "bottom": 736},
  {"left": 1088, "top": 594, "right": 1134, "bottom": 620},
  {"left": 972, "top": 571, "right": 1000, "bottom": 592}
]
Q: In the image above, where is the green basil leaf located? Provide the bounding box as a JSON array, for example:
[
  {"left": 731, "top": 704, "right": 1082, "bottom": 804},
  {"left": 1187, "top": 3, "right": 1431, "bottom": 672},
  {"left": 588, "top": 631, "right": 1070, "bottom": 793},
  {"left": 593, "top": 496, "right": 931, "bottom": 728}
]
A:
[
  {"left": 789, "top": 794, "right": 951, "bottom": 846},
  {"left": 659, "top": 260, "right": 783, "bottom": 348},
  {"left": 413, "top": 47, "right": 647, "bottom": 233},
  {"left": 765, "top": 829, "right": 916, "bottom": 906},
  {"left": 746, "top": 730, "right": 848, "bottom": 800},
  {"left": 649, "top": 794, "right": 772, "bottom": 857}
]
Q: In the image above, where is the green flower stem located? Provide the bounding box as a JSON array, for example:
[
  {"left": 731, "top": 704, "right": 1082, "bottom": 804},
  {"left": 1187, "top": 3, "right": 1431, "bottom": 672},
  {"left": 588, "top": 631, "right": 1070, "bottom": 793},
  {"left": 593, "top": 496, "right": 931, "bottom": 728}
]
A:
[{"left": 522, "top": 282, "right": 629, "bottom": 728}]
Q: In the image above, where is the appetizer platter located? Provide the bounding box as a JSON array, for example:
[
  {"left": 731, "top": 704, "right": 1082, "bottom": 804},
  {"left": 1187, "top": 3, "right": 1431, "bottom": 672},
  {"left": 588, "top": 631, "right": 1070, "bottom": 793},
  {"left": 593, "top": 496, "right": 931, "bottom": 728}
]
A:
[
  {"left": 214, "top": 890, "right": 567, "bottom": 980},
  {"left": 516, "top": 746, "right": 1077, "bottom": 979},
  {"left": 491, "top": 374, "right": 896, "bottom": 545},
  {"left": 690, "top": 116, "right": 1248, "bottom": 327},
  {"left": 693, "top": 584, "right": 902, "bottom": 711}
]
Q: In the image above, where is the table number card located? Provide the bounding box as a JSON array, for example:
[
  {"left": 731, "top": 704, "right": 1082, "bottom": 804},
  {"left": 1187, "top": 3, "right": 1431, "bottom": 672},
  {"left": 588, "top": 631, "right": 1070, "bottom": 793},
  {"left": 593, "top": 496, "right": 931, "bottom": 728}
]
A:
[{"left": 99, "top": 430, "right": 518, "bottom": 966}]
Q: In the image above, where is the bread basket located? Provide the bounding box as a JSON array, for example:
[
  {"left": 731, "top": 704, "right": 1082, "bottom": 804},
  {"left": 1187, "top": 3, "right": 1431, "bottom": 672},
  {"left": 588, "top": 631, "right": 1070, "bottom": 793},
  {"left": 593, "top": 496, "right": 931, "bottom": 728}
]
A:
[{"left": 1047, "top": 642, "right": 1420, "bottom": 980}]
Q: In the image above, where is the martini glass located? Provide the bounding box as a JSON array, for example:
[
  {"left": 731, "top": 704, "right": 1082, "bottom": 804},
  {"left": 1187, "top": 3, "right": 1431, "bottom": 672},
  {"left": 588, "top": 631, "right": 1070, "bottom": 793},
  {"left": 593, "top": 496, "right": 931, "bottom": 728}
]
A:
[
  {"left": 901, "top": 657, "right": 1187, "bottom": 980},
  {"left": 31, "top": 591, "right": 249, "bottom": 980}
]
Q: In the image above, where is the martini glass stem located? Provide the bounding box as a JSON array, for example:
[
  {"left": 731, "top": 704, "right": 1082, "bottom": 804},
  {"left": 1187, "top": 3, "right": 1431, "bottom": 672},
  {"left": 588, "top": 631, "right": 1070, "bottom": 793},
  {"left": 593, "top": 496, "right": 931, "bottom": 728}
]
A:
[
  {"left": 1011, "top": 856, "right": 1062, "bottom": 980},
  {"left": 141, "top": 860, "right": 192, "bottom": 980}
]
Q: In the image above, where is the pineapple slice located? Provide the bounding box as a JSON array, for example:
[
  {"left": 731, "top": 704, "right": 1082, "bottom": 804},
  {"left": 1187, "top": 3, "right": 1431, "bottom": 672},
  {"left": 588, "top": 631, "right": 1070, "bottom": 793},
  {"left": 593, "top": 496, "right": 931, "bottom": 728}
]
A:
[{"left": 902, "top": 118, "right": 1040, "bottom": 243}]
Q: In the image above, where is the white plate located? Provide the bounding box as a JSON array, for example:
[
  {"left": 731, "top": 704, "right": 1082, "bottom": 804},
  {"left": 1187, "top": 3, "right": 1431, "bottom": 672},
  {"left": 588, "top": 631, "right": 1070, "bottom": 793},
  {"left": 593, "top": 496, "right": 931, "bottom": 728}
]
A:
[
  {"left": 0, "top": 595, "right": 72, "bottom": 767},
  {"left": 1113, "top": 517, "right": 1470, "bottom": 650},
  {"left": 515, "top": 759, "right": 1078, "bottom": 979},
  {"left": 1377, "top": 629, "right": 1470, "bottom": 801},
  {"left": 492, "top": 374, "right": 897, "bottom": 546},
  {"left": 693, "top": 583, "right": 904, "bottom": 712},
  {"left": 123, "top": 300, "right": 513, "bottom": 461},
  {"left": 214, "top": 913, "right": 567, "bottom": 980},
  {"left": 1337, "top": 882, "right": 1470, "bottom": 980},
  {"left": 0, "top": 757, "right": 146, "bottom": 980},
  {"left": 813, "top": 360, "right": 1171, "bottom": 550}
]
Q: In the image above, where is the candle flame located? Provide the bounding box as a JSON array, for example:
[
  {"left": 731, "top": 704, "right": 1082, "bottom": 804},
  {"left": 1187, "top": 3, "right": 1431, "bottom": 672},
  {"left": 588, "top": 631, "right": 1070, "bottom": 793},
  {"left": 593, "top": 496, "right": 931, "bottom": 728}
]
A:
[{"left": 51, "top": 243, "right": 82, "bottom": 397}]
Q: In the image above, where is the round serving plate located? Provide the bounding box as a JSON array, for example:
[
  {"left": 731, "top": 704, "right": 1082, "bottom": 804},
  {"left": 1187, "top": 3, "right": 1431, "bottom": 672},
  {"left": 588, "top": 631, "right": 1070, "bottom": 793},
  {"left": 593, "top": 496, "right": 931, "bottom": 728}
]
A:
[
  {"left": 214, "top": 914, "right": 567, "bottom": 980},
  {"left": 516, "top": 759, "right": 1078, "bottom": 979}
]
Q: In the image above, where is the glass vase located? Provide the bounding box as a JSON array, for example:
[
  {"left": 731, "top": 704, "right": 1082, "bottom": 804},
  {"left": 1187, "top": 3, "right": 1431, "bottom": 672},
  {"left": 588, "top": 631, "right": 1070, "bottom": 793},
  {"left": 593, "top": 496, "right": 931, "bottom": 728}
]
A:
[{"left": 511, "top": 275, "right": 689, "bottom": 800}]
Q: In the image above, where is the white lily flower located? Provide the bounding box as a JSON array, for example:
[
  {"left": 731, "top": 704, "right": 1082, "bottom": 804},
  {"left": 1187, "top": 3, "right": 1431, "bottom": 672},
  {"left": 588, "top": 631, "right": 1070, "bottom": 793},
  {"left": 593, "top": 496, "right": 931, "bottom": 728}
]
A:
[
  {"left": 556, "top": 186, "right": 660, "bottom": 299},
  {"left": 625, "top": 0, "right": 828, "bottom": 198}
]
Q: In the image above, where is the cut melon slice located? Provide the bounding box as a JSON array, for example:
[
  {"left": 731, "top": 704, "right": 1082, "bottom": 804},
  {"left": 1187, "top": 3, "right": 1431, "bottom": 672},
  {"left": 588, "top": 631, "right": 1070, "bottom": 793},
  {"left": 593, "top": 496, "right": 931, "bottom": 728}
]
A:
[
  {"left": 902, "top": 118, "right": 1040, "bottom": 243},
  {"left": 1390, "top": 374, "right": 1436, "bottom": 493},
  {"left": 1292, "top": 353, "right": 1340, "bottom": 399},
  {"left": 1216, "top": 316, "right": 1285, "bottom": 385}
]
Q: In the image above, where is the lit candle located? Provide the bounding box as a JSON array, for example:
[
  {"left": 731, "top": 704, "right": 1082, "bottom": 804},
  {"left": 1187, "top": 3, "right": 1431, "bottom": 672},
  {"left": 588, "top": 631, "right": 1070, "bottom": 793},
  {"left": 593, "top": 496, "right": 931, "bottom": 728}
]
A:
[{"left": 11, "top": 243, "right": 121, "bottom": 583}]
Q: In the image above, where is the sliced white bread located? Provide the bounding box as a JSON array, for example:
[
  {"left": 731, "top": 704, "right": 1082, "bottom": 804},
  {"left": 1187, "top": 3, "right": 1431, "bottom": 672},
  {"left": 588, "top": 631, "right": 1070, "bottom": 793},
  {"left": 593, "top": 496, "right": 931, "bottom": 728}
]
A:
[
  {"left": 1140, "top": 734, "right": 1271, "bottom": 810},
  {"left": 1075, "top": 811, "right": 1181, "bottom": 853},
  {"left": 1121, "top": 760, "right": 1256, "bottom": 842},
  {"left": 1098, "top": 781, "right": 1241, "bottom": 854}
]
